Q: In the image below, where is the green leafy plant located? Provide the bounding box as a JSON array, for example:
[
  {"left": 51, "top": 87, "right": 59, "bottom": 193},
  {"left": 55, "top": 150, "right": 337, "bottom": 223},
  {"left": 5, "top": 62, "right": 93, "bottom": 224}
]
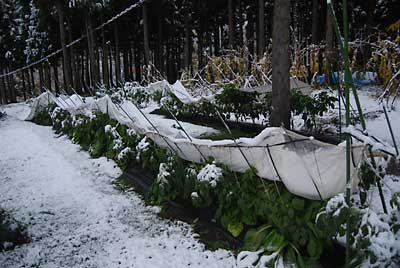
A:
[
  {"left": 291, "top": 90, "right": 337, "bottom": 129},
  {"left": 33, "top": 103, "right": 330, "bottom": 267},
  {"left": 215, "top": 84, "right": 270, "bottom": 123},
  {"left": 32, "top": 104, "right": 57, "bottom": 126},
  {"left": 318, "top": 193, "right": 400, "bottom": 268}
]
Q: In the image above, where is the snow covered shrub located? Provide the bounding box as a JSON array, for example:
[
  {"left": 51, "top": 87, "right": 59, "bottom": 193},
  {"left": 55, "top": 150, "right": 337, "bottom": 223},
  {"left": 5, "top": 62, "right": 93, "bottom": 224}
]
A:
[
  {"left": 135, "top": 136, "right": 169, "bottom": 174},
  {"left": 148, "top": 155, "right": 190, "bottom": 204},
  {"left": 116, "top": 147, "right": 134, "bottom": 171},
  {"left": 51, "top": 107, "right": 70, "bottom": 133},
  {"left": 115, "top": 129, "right": 142, "bottom": 171},
  {"left": 318, "top": 193, "right": 400, "bottom": 268},
  {"left": 197, "top": 162, "right": 222, "bottom": 188},
  {"left": 103, "top": 124, "right": 124, "bottom": 159},
  {"left": 148, "top": 158, "right": 223, "bottom": 209}
]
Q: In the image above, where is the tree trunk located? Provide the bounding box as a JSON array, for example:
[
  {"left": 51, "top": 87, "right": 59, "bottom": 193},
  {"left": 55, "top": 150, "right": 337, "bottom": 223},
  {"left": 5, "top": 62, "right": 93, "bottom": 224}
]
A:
[
  {"left": 129, "top": 43, "right": 135, "bottom": 80},
  {"left": 134, "top": 44, "right": 141, "bottom": 82},
  {"left": 108, "top": 44, "right": 113, "bottom": 87},
  {"left": 101, "top": 13, "right": 110, "bottom": 88},
  {"left": 53, "top": 63, "right": 60, "bottom": 94},
  {"left": 67, "top": 19, "right": 78, "bottom": 92},
  {"left": 84, "top": 50, "right": 89, "bottom": 90},
  {"left": 184, "top": 6, "right": 191, "bottom": 71},
  {"left": 142, "top": 3, "right": 150, "bottom": 66},
  {"left": 21, "top": 70, "right": 27, "bottom": 100},
  {"left": 38, "top": 64, "right": 44, "bottom": 92},
  {"left": 214, "top": 23, "right": 220, "bottom": 57},
  {"left": 123, "top": 48, "right": 129, "bottom": 81},
  {"left": 96, "top": 48, "right": 101, "bottom": 85},
  {"left": 228, "top": 0, "right": 234, "bottom": 48},
  {"left": 114, "top": 22, "right": 122, "bottom": 85},
  {"left": 258, "top": 0, "right": 265, "bottom": 57},
  {"left": 363, "top": 0, "right": 376, "bottom": 65},
  {"left": 312, "top": 0, "right": 319, "bottom": 44},
  {"left": 246, "top": 7, "right": 255, "bottom": 68},
  {"left": 9, "top": 69, "right": 16, "bottom": 102},
  {"left": 325, "top": 0, "right": 334, "bottom": 85},
  {"left": 55, "top": 0, "right": 72, "bottom": 93},
  {"left": 44, "top": 62, "right": 51, "bottom": 91},
  {"left": 271, "top": 0, "right": 291, "bottom": 128},
  {"left": 0, "top": 69, "right": 5, "bottom": 104},
  {"left": 156, "top": 0, "right": 164, "bottom": 73},
  {"left": 29, "top": 68, "right": 36, "bottom": 94},
  {"left": 1, "top": 69, "right": 8, "bottom": 104},
  {"left": 86, "top": 16, "right": 98, "bottom": 89},
  {"left": 80, "top": 52, "right": 88, "bottom": 92}
]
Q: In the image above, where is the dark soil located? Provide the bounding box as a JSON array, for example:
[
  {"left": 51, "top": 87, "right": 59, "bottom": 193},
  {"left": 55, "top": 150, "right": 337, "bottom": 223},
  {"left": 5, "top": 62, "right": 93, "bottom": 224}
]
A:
[
  {"left": 115, "top": 168, "right": 243, "bottom": 251},
  {"left": 387, "top": 158, "right": 400, "bottom": 176},
  {"left": 0, "top": 209, "right": 30, "bottom": 252}
]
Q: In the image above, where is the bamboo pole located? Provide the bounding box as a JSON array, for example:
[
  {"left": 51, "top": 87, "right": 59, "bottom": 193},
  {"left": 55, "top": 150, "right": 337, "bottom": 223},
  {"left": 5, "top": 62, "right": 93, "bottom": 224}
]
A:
[
  {"left": 327, "top": 1, "right": 387, "bottom": 214},
  {"left": 341, "top": 1, "right": 352, "bottom": 266},
  {"left": 382, "top": 104, "right": 399, "bottom": 156}
]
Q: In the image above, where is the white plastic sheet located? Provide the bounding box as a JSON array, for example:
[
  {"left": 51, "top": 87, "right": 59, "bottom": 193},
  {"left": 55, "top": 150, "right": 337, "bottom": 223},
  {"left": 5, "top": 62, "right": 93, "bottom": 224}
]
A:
[{"left": 26, "top": 91, "right": 365, "bottom": 200}]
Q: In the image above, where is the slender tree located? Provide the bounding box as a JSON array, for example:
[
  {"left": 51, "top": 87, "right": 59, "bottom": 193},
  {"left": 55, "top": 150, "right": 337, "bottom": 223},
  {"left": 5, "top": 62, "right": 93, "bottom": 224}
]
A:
[
  {"left": 325, "top": 0, "right": 334, "bottom": 85},
  {"left": 312, "top": 0, "right": 319, "bottom": 44},
  {"left": 228, "top": 0, "right": 234, "bottom": 48},
  {"left": 258, "top": 0, "right": 265, "bottom": 57},
  {"left": 55, "top": 0, "right": 72, "bottom": 93},
  {"left": 271, "top": 0, "right": 291, "bottom": 128},
  {"left": 142, "top": 3, "right": 150, "bottom": 66},
  {"left": 114, "top": 22, "right": 121, "bottom": 84}
]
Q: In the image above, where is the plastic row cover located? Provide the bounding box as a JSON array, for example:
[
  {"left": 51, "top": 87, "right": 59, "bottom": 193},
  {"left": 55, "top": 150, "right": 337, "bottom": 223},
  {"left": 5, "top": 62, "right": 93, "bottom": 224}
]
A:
[{"left": 26, "top": 91, "right": 365, "bottom": 200}]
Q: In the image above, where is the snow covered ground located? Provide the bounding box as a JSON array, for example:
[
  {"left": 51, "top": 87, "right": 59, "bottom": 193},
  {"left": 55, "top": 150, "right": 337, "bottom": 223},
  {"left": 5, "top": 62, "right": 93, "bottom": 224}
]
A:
[
  {"left": 344, "top": 88, "right": 400, "bottom": 147},
  {"left": 0, "top": 107, "right": 236, "bottom": 268}
]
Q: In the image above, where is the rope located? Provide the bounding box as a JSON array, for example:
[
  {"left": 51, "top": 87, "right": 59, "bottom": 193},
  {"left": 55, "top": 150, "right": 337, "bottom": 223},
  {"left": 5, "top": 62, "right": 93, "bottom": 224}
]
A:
[{"left": 0, "top": 0, "right": 148, "bottom": 79}]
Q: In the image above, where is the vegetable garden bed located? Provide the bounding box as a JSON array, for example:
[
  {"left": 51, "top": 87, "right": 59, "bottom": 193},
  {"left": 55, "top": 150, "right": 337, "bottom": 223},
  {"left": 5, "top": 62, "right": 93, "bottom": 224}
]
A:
[
  {"left": 27, "top": 93, "right": 400, "bottom": 267},
  {"left": 29, "top": 105, "right": 344, "bottom": 267}
]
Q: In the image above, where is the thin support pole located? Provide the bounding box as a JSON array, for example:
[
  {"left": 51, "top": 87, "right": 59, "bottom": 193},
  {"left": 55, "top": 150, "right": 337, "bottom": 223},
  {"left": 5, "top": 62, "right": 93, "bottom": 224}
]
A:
[
  {"left": 327, "top": 0, "right": 387, "bottom": 214},
  {"left": 128, "top": 101, "right": 187, "bottom": 158},
  {"left": 341, "top": 1, "right": 352, "bottom": 267},
  {"left": 382, "top": 104, "right": 399, "bottom": 156},
  {"left": 163, "top": 104, "right": 208, "bottom": 162},
  {"left": 213, "top": 106, "right": 252, "bottom": 169}
]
